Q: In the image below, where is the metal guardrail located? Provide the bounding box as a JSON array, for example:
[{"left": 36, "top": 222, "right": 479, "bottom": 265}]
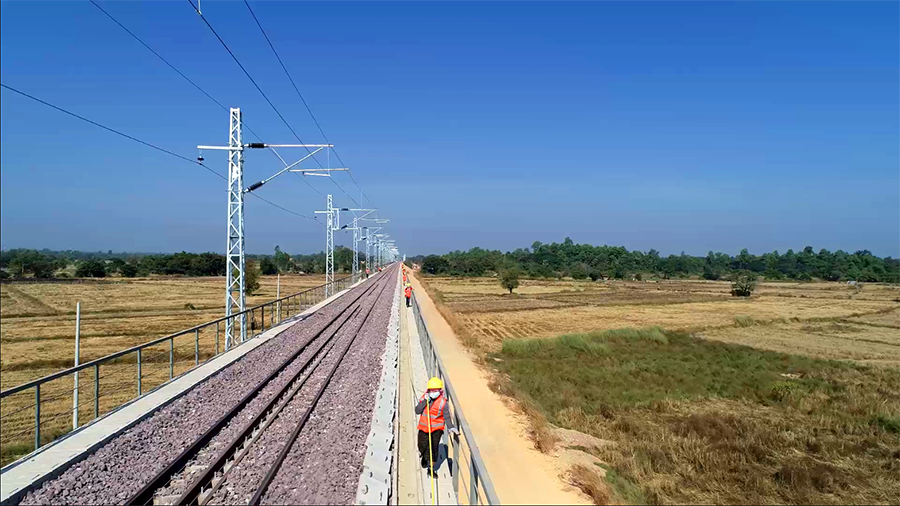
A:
[
  {"left": 0, "top": 274, "right": 358, "bottom": 461},
  {"left": 411, "top": 291, "right": 500, "bottom": 506}
]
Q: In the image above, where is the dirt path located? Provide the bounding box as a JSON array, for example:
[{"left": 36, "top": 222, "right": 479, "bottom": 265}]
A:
[{"left": 407, "top": 271, "right": 590, "bottom": 505}]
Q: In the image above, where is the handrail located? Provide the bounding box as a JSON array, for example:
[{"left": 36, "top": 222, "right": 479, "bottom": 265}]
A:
[
  {"left": 0, "top": 274, "right": 352, "bottom": 398},
  {"left": 411, "top": 291, "right": 500, "bottom": 505}
]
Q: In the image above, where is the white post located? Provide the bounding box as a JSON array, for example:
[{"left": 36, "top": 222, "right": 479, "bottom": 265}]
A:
[
  {"left": 276, "top": 273, "right": 281, "bottom": 319},
  {"left": 73, "top": 302, "right": 81, "bottom": 429}
]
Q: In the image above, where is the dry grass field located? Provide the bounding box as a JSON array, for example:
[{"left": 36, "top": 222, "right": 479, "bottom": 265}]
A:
[
  {"left": 0, "top": 274, "right": 327, "bottom": 465},
  {"left": 422, "top": 276, "right": 900, "bottom": 364},
  {"left": 418, "top": 275, "right": 900, "bottom": 504}
]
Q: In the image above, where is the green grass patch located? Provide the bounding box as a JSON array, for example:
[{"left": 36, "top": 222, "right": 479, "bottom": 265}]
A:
[
  {"left": 490, "top": 327, "right": 900, "bottom": 504},
  {"left": 870, "top": 414, "right": 900, "bottom": 434},
  {"left": 595, "top": 462, "right": 646, "bottom": 504},
  {"left": 493, "top": 327, "right": 850, "bottom": 418}
]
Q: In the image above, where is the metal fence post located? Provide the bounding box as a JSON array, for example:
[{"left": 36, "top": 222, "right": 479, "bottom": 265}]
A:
[
  {"left": 470, "top": 461, "right": 479, "bottom": 505},
  {"left": 73, "top": 301, "right": 81, "bottom": 430},
  {"left": 94, "top": 364, "right": 99, "bottom": 419},
  {"left": 261, "top": 305, "right": 265, "bottom": 332},
  {"left": 216, "top": 321, "right": 220, "bottom": 356},
  {"left": 169, "top": 338, "right": 174, "bottom": 380},
  {"left": 137, "top": 349, "right": 142, "bottom": 396},
  {"left": 34, "top": 384, "right": 41, "bottom": 450},
  {"left": 194, "top": 330, "right": 200, "bottom": 366},
  {"left": 452, "top": 429, "right": 460, "bottom": 497}
]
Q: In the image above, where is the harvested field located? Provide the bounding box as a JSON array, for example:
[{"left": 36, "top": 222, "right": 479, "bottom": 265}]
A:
[
  {"left": 700, "top": 315, "right": 900, "bottom": 368},
  {"left": 0, "top": 275, "right": 328, "bottom": 466},
  {"left": 1, "top": 275, "right": 327, "bottom": 381},
  {"left": 420, "top": 276, "right": 900, "bottom": 359},
  {"left": 416, "top": 273, "right": 900, "bottom": 504}
]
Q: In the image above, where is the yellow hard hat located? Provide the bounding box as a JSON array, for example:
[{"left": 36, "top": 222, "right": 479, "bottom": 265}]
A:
[{"left": 426, "top": 377, "right": 443, "bottom": 390}]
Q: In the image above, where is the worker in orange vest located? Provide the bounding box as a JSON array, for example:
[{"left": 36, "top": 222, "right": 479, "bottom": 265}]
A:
[
  {"left": 415, "top": 377, "right": 458, "bottom": 476},
  {"left": 404, "top": 283, "right": 412, "bottom": 307}
]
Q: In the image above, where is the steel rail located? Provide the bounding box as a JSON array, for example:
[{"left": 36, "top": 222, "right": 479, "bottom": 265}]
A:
[
  {"left": 180, "top": 305, "right": 363, "bottom": 506},
  {"left": 248, "top": 270, "right": 394, "bottom": 505}
]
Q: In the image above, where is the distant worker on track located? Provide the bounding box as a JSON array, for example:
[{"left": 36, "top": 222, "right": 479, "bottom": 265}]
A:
[
  {"left": 405, "top": 283, "right": 412, "bottom": 307},
  {"left": 415, "top": 377, "right": 458, "bottom": 477}
]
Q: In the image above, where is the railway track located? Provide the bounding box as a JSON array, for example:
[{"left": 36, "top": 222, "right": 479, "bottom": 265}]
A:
[
  {"left": 129, "top": 271, "right": 394, "bottom": 505},
  {"left": 17, "top": 265, "right": 399, "bottom": 506}
]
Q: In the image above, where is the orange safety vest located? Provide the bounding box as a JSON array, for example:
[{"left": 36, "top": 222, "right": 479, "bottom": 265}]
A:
[
  {"left": 417, "top": 394, "right": 446, "bottom": 433},
  {"left": 405, "top": 286, "right": 412, "bottom": 298}
]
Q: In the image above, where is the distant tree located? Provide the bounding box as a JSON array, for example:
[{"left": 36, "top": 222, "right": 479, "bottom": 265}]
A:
[
  {"left": 731, "top": 271, "right": 756, "bottom": 297},
  {"left": 570, "top": 263, "right": 588, "bottom": 280},
  {"left": 273, "top": 246, "right": 292, "bottom": 273},
  {"left": 121, "top": 263, "right": 138, "bottom": 278},
  {"left": 259, "top": 257, "right": 278, "bottom": 275},
  {"left": 500, "top": 269, "right": 520, "bottom": 294},
  {"left": 8, "top": 250, "right": 54, "bottom": 278},
  {"left": 588, "top": 269, "right": 602, "bottom": 282},
  {"left": 421, "top": 255, "right": 449, "bottom": 275},
  {"left": 702, "top": 265, "right": 721, "bottom": 280},
  {"left": 75, "top": 259, "right": 106, "bottom": 278},
  {"left": 244, "top": 260, "right": 261, "bottom": 295},
  {"left": 0, "top": 270, "right": 8, "bottom": 279},
  {"left": 634, "top": 272, "right": 643, "bottom": 281}
]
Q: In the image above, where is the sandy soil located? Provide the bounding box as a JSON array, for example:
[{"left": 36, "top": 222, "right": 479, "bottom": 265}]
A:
[{"left": 407, "top": 271, "right": 590, "bottom": 505}]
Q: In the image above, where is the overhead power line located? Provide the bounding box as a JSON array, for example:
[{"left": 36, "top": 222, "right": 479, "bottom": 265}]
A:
[
  {"left": 0, "top": 83, "right": 222, "bottom": 178},
  {"left": 88, "top": 0, "right": 324, "bottom": 199},
  {"left": 241, "top": 0, "right": 373, "bottom": 207},
  {"left": 187, "top": 0, "right": 359, "bottom": 206},
  {"left": 0, "top": 83, "right": 320, "bottom": 223}
]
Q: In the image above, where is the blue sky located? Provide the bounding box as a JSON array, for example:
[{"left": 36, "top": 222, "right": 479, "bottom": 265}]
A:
[{"left": 1, "top": 1, "right": 898, "bottom": 257}]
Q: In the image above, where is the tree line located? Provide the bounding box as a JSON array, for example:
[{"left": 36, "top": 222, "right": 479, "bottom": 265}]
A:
[
  {"left": 0, "top": 246, "right": 370, "bottom": 279},
  {"left": 408, "top": 238, "right": 900, "bottom": 283}
]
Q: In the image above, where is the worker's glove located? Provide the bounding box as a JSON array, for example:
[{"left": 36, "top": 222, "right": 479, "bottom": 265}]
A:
[{"left": 449, "top": 428, "right": 460, "bottom": 437}]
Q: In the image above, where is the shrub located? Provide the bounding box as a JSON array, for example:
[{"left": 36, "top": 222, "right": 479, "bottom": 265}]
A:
[
  {"left": 731, "top": 271, "right": 756, "bottom": 297},
  {"left": 734, "top": 315, "right": 755, "bottom": 327}
]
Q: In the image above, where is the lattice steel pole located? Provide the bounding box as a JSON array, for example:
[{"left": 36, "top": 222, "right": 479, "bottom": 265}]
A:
[
  {"left": 225, "top": 108, "right": 246, "bottom": 348},
  {"left": 325, "top": 195, "right": 334, "bottom": 295},
  {"left": 352, "top": 217, "right": 360, "bottom": 282},
  {"left": 200, "top": 111, "right": 334, "bottom": 348}
]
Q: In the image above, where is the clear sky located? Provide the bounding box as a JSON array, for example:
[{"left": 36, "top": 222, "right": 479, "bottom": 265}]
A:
[{"left": 1, "top": 1, "right": 898, "bottom": 257}]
